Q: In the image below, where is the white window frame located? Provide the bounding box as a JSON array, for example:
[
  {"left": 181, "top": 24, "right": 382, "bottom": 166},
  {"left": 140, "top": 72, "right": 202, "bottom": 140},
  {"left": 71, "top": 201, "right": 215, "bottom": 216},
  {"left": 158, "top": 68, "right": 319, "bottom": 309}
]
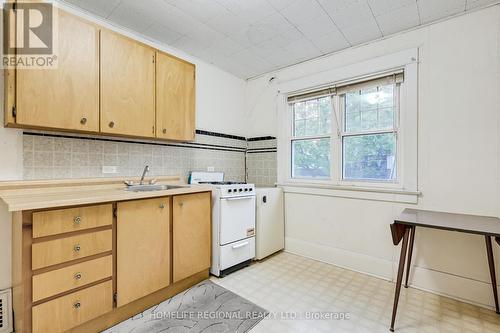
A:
[
  {"left": 336, "top": 82, "right": 402, "bottom": 188},
  {"left": 277, "top": 49, "right": 419, "bottom": 202},
  {"left": 290, "top": 96, "right": 333, "bottom": 181}
]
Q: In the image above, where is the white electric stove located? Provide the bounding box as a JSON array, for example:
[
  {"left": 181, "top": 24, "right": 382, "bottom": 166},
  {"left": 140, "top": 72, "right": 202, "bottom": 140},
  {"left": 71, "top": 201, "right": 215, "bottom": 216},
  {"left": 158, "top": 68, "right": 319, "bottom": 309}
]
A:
[{"left": 189, "top": 172, "right": 256, "bottom": 277}]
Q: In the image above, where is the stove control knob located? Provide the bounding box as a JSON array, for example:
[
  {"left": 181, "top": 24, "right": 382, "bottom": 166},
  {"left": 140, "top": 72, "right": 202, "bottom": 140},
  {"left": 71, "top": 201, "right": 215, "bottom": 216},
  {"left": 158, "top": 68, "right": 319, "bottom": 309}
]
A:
[
  {"left": 239, "top": 188, "right": 243, "bottom": 192},
  {"left": 244, "top": 188, "right": 248, "bottom": 191},
  {"left": 249, "top": 188, "right": 253, "bottom": 191},
  {"left": 228, "top": 189, "right": 232, "bottom": 193}
]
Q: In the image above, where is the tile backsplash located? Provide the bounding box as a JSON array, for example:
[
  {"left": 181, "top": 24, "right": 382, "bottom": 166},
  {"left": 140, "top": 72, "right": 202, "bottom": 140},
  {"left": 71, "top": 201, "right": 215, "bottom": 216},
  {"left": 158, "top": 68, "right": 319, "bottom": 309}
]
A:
[
  {"left": 246, "top": 138, "right": 277, "bottom": 187},
  {"left": 23, "top": 130, "right": 278, "bottom": 186},
  {"left": 23, "top": 131, "right": 247, "bottom": 182}
]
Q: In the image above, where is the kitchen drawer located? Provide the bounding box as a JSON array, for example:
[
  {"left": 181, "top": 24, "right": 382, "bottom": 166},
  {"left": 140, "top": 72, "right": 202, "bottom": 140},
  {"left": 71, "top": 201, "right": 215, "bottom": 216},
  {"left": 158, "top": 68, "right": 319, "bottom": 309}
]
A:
[
  {"left": 33, "top": 204, "right": 112, "bottom": 238},
  {"left": 32, "top": 280, "right": 113, "bottom": 333},
  {"left": 220, "top": 237, "right": 255, "bottom": 271},
  {"left": 32, "top": 230, "right": 112, "bottom": 270},
  {"left": 32, "top": 255, "right": 112, "bottom": 302}
]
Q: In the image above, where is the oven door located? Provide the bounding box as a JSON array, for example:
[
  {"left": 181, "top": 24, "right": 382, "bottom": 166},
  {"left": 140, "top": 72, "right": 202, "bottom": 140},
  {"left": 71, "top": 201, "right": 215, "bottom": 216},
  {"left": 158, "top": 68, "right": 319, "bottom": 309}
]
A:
[{"left": 219, "top": 195, "right": 256, "bottom": 246}]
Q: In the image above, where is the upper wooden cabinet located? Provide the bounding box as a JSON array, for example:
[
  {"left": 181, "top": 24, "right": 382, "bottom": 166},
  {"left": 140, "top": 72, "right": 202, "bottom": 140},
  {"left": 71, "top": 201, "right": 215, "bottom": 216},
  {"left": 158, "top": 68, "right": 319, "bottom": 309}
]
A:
[
  {"left": 15, "top": 11, "right": 99, "bottom": 132},
  {"left": 100, "top": 30, "right": 156, "bottom": 138},
  {"left": 156, "top": 52, "right": 196, "bottom": 141},
  {"left": 5, "top": 9, "right": 196, "bottom": 141},
  {"left": 116, "top": 197, "right": 171, "bottom": 307}
]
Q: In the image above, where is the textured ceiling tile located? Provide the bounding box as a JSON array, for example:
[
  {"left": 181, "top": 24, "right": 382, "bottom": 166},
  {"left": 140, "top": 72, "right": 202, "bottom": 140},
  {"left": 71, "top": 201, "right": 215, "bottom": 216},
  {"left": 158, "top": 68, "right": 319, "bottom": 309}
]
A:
[
  {"left": 168, "top": 0, "right": 229, "bottom": 23},
  {"left": 375, "top": 3, "right": 420, "bottom": 36},
  {"left": 107, "top": 3, "right": 155, "bottom": 33},
  {"left": 367, "top": 0, "right": 416, "bottom": 16},
  {"left": 341, "top": 20, "right": 383, "bottom": 45},
  {"left": 466, "top": 0, "right": 500, "bottom": 9},
  {"left": 61, "top": 0, "right": 121, "bottom": 18},
  {"left": 143, "top": 22, "right": 183, "bottom": 46},
  {"left": 64, "top": 0, "right": 499, "bottom": 78},
  {"left": 417, "top": 0, "right": 466, "bottom": 24},
  {"left": 216, "top": 0, "right": 277, "bottom": 23},
  {"left": 310, "top": 28, "right": 350, "bottom": 54}
]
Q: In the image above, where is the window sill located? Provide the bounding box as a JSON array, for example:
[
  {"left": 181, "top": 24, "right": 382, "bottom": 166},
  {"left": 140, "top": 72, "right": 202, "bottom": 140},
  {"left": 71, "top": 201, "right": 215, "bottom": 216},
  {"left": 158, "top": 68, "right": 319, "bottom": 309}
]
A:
[{"left": 277, "top": 182, "right": 420, "bottom": 204}]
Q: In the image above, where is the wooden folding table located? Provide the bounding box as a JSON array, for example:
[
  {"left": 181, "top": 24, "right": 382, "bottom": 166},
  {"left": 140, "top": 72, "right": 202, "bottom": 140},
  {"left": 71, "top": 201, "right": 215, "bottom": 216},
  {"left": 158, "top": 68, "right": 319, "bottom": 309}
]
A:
[{"left": 389, "top": 208, "right": 500, "bottom": 331}]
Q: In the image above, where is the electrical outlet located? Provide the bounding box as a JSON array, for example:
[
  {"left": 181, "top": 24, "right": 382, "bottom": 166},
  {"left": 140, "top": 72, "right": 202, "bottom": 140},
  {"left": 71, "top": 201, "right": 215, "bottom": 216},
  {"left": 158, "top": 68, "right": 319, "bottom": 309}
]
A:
[
  {"left": 207, "top": 166, "right": 215, "bottom": 172},
  {"left": 102, "top": 166, "right": 118, "bottom": 174}
]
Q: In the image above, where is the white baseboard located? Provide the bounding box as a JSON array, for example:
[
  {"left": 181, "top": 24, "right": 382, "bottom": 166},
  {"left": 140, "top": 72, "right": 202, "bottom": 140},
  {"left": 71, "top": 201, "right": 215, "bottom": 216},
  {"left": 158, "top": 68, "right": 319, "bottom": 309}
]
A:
[{"left": 285, "top": 236, "right": 498, "bottom": 310}]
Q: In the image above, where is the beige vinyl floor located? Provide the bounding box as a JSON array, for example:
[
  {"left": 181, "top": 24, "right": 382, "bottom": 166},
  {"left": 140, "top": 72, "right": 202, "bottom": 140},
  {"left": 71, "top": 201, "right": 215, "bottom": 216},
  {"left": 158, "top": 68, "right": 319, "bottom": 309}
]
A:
[{"left": 211, "top": 252, "right": 500, "bottom": 333}]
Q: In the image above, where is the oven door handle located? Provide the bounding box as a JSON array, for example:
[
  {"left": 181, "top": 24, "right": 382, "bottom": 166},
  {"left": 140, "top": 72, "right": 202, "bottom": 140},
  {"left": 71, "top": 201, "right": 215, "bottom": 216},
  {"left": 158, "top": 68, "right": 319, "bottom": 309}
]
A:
[
  {"left": 232, "top": 241, "right": 249, "bottom": 249},
  {"left": 222, "top": 196, "right": 254, "bottom": 201}
]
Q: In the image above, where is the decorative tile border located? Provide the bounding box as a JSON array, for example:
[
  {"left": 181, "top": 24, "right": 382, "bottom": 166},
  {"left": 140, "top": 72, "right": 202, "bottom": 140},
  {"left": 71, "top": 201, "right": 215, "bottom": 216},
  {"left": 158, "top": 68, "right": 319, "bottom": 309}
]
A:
[{"left": 23, "top": 131, "right": 278, "bottom": 186}]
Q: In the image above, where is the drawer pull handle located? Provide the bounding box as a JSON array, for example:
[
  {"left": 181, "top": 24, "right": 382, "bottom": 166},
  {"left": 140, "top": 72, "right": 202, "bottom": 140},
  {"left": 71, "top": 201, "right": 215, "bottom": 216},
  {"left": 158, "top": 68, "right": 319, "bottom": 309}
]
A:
[
  {"left": 73, "top": 301, "right": 81, "bottom": 309},
  {"left": 162, "top": 128, "right": 167, "bottom": 134},
  {"left": 80, "top": 117, "right": 87, "bottom": 125},
  {"left": 74, "top": 244, "right": 81, "bottom": 252},
  {"left": 109, "top": 121, "right": 115, "bottom": 128},
  {"left": 74, "top": 272, "right": 82, "bottom": 280},
  {"left": 232, "top": 242, "right": 249, "bottom": 249},
  {"left": 73, "top": 216, "right": 82, "bottom": 224},
  {"left": 159, "top": 203, "right": 165, "bottom": 209}
]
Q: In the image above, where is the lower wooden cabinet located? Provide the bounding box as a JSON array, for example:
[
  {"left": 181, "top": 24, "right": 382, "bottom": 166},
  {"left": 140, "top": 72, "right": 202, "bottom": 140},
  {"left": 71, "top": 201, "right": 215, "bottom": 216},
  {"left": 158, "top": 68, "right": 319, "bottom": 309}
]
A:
[
  {"left": 32, "top": 281, "right": 113, "bottom": 333},
  {"left": 116, "top": 197, "right": 171, "bottom": 307},
  {"left": 173, "top": 192, "right": 211, "bottom": 282},
  {"left": 32, "top": 255, "right": 112, "bottom": 302},
  {"left": 12, "top": 191, "right": 211, "bottom": 332}
]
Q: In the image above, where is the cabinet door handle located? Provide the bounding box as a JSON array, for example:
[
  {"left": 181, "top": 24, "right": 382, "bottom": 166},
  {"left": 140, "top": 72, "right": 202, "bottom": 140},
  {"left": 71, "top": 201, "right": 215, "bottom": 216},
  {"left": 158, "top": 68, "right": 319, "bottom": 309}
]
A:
[
  {"left": 159, "top": 203, "right": 165, "bottom": 209},
  {"left": 74, "top": 244, "right": 81, "bottom": 252},
  {"left": 80, "top": 117, "right": 87, "bottom": 125},
  {"left": 74, "top": 272, "right": 82, "bottom": 280},
  {"left": 162, "top": 129, "right": 167, "bottom": 134},
  {"left": 73, "top": 216, "right": 81, "bottom": 224},
  {"left": 73, "top": 301, "right": 81, "bottom": 309},
  {"left": 109, "top": 121, "right": 115, "bottom": 128}
]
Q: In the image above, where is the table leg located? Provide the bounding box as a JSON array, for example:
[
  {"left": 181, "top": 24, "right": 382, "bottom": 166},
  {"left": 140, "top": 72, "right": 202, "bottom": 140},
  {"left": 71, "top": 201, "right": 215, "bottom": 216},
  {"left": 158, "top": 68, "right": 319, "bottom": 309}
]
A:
[
  {"left": 485, "top": 235, "right": 500, "bottom": 314},
  {"left": 405, "top": 226, "right": 416, "bottom": 288},
  {"left": 390, "top": 226, "right": 410, "bottom": 332}
]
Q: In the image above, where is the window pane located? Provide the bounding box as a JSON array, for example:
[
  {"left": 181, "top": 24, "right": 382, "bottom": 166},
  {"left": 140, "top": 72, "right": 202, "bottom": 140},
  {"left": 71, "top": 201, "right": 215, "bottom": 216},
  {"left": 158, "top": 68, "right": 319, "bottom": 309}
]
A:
[
  {"left": 345, "top": 84, "right": 395, "bottom": 132},
  {"left": 292, "top": 138, "right": 331, "bottom": 178},
  {"left": 343, "top": 133, "right": 396, "bottom": 181},
  {"left": 293, "top": 97, "right": 331, "bottom": 137}
]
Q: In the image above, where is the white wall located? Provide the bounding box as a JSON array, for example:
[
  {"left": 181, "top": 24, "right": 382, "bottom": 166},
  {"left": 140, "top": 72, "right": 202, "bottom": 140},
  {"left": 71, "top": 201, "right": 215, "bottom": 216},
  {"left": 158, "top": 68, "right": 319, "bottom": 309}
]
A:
[
  {"left": 246, "top": 5, "right": 500, "bottom": 308},
  {"left": 0, "top": 3, "right": 247, "bottom": 290}
]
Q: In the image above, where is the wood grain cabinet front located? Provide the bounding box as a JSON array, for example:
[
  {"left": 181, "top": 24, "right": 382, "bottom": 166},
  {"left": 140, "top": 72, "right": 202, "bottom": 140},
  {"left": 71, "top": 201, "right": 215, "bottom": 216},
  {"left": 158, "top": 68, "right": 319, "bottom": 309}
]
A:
[
  {"left": 31, "top": 230, "right": 112, "bottom": 270},
  {"left": 156, "top": 52, "right": 196, "bottom": 141},
  {"left": 32, "top": 280, "right": 113, "bottom": 333},
  {"left": 100, "top": 30, "right": 156, "bottom": 138},
  {"left": 173, "top": 192, "right": 211, "bottom": 282},
  {"left": 32, "top": 255, "right": 113, "bottom": 302},
  {"left": 32, "top": 204, "right": 112, "bottom": 238},
  {"left": 15, "top": 11, "right": 99, "bottom": 132},
  {"left": 116, "top": 197, "right": 171, "bottom": 307}
]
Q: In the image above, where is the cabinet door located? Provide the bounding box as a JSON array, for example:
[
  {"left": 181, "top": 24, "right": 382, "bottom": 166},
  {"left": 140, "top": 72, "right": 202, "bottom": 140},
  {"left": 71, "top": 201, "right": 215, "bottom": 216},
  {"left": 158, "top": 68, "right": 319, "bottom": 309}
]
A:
[
  {"left": 100, "top": 30, "right": 155, "bottom": 138},
  {"left": 173, "top": 192, "right": 211, "bottom": 282},
  {"left": 117, "top": 198, "right": 170, "bottom": 306},
  {"left": 156, "top": 52, "right": 195, "bottom": 141},
  {"left": 16, "top": 11, "right": 99, "bottom": 131}
]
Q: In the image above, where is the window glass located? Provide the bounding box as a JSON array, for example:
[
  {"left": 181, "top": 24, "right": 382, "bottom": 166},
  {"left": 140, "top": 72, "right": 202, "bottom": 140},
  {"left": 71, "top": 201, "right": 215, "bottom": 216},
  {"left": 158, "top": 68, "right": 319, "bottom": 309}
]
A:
[
  {"left": 293, "top": 97, "right": 331, "bottom": 137},
  {"left": 345, "top": 84, "right": 394, "bottom": 132},
  {"left": 292, "top": 138, "right": 331, "bottom": 178},
  {"left": 343, "top": 133, "right": 397, "bottom": 181}
]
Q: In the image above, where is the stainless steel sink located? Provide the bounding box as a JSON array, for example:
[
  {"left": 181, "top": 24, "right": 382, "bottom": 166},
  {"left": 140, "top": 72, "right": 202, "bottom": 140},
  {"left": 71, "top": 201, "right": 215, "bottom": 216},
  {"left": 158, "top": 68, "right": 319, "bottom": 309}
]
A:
[{"left": 125, "top": 184, "right": 186, "bottom": 192}]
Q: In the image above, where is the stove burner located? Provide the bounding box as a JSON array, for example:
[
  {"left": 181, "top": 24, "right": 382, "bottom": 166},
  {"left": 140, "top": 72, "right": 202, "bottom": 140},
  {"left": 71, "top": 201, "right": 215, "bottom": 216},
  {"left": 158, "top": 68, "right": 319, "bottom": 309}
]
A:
[{"left": 198, "top": 181, "right": 247, "bottom": 185}]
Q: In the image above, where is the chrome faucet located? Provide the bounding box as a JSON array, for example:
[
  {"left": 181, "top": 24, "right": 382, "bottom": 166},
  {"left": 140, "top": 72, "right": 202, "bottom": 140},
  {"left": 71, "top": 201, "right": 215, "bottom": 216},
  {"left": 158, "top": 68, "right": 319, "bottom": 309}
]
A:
[{"left": 140, "top": 165, "right": 150, "bottom": 185}]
